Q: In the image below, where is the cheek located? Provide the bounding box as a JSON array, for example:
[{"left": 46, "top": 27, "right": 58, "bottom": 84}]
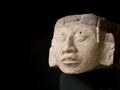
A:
[
  {"left": 76, "top": 43, "right": 100, "bottom": 69},
  {"left": 76, "top": 40, "right": 99, "bottom": 60},
  {"left": 53, "top": 44, "right": 63, "bottom": 56}
]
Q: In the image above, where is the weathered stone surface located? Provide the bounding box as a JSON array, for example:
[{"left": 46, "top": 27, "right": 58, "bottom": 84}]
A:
[{"left": 49, "top": 13, "right": 120, "bottom": 74}]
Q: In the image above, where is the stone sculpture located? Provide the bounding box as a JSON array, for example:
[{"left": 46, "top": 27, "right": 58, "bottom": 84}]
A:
[{"left": 49, "top": 13, "right": 120, "bottom": 74}]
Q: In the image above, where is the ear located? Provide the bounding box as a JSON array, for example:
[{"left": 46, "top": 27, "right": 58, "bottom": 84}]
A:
[
  {"left": 100, "top": 33, "right": 115, "bottom": 66},
  {"left": 48, "top": 47, "right": 57, "bottom": 67}
]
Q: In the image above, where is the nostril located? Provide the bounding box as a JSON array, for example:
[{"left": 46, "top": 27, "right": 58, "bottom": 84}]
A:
[
  {"left": 65, "top": 49, "right": 74, "bottom": 53},
  {"left": 62, "top": 46, "right": 77, "bottom": 54}
]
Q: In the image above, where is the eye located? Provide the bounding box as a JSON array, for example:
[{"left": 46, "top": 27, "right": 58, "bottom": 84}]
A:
[
  {"left": 55, "top": 33, "right": 66, "bottom": 42},
  {"left": 74, "top": 31, "right": 88, "bottom": 42},
  {"left": 74, "top": 36, "right": 88, "bottom": 42}
]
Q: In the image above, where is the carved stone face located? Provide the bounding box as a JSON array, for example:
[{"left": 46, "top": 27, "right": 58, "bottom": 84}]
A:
[
  {"left": 51, "top": 23, "right": 102, "bottom": 74},
  {"left": 49, "top": 14, "right": 115, "bottom": 74}
]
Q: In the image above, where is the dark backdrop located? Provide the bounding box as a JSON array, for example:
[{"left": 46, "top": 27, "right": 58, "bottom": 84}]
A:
[{"left": 26, "top": 1, "right": 120, "bottom": 90}]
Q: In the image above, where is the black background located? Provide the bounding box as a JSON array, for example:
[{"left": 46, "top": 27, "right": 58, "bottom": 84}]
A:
[{"left": 26, "top": 1, "right": 120, "bottom": 90}]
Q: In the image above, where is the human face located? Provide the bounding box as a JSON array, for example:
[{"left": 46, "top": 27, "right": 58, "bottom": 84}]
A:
[{"left": 52, "top": 23, "right": 101, "bottom": 74}]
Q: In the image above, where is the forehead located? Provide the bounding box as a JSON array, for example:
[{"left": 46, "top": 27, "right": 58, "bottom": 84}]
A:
[{"left": 55, "top": 23, "right": 96, "bottom": 35}]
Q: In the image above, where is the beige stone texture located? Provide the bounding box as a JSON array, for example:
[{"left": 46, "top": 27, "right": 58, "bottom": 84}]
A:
[{"left": 49, "top": 13, "right": 120, "bottom": 74}]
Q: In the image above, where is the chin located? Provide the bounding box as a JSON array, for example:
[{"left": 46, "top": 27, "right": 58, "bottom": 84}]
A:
[
  {"left": 59, "top": 67, "right": 87, "bottom": 74},
  {"left": 60, "top": 66, "right": 97, "bottom": 74},
  {"left": 58, "top": 62, "right": 99, "bottom": 74}
]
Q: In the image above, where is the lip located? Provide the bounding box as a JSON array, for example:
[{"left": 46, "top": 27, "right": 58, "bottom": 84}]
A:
[{"left": 62, "top": 58, "right": 79, "bottom": 64}]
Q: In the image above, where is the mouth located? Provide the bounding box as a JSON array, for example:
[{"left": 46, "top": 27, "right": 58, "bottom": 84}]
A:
[{"left": 62, "top": 58, "right": 80, "bottom": 64}]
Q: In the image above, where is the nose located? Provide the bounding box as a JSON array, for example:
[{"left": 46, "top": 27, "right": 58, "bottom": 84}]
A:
[{"left": 62, "top": 36, "right": 77, "bottom": 54}]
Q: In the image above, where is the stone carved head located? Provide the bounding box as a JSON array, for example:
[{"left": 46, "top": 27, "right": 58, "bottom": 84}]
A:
[{"left": 49, "top": 13, "right": 120, "bottom": 74}]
